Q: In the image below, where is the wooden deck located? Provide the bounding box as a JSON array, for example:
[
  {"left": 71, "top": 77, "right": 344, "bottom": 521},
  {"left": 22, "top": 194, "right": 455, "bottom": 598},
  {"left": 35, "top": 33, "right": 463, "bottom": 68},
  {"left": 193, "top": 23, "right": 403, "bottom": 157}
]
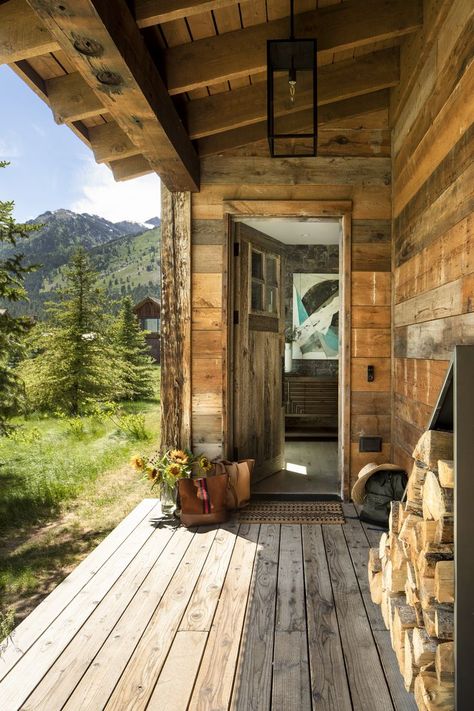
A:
[{"left": 0, "top": 499, "right": 416, "bottom": 711}]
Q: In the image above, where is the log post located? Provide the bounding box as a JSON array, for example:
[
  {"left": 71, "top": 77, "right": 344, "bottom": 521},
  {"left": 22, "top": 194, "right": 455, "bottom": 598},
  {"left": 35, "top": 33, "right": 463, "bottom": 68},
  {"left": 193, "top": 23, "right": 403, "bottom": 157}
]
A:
[{"left": 160, "top": 184, "right": 192, "bottom": 450}]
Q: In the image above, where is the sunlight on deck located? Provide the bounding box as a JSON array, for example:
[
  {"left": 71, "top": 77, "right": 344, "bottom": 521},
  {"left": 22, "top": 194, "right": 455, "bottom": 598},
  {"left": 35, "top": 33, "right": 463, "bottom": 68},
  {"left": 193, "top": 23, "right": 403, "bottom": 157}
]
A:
[{"left": 0, "top": 499, "right": 415, "bottom": 710}]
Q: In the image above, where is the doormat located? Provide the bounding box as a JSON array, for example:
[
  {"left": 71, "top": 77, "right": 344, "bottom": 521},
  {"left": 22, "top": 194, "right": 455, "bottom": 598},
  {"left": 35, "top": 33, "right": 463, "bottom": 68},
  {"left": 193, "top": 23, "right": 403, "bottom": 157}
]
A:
[{"left": 237, "top": 501, "right": 345, "bottom": 525}]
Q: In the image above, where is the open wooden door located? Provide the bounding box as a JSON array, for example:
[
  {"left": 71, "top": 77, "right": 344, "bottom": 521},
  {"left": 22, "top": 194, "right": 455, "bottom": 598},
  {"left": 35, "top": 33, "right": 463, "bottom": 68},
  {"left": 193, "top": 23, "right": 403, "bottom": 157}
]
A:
[{"left": 232, "top": 223, "right": 285, "bottom": 483}]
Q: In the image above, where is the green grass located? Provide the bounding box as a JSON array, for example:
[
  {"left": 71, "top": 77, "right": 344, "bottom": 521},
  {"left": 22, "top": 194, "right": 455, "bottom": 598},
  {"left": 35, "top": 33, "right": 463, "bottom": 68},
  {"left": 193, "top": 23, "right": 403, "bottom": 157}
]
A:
[
  {"left": 0, "top": 375, "right": 161, "bottom": 635},
  {"left": 0, "top": 399, "right": 160, "bottom": 532}
]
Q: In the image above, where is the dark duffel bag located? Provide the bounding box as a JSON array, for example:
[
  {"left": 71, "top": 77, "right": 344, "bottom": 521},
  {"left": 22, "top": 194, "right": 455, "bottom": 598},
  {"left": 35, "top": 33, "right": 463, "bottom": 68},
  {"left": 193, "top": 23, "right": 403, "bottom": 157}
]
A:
[{"left": 359, "top": 470, "right": 407, "bottom": 526}]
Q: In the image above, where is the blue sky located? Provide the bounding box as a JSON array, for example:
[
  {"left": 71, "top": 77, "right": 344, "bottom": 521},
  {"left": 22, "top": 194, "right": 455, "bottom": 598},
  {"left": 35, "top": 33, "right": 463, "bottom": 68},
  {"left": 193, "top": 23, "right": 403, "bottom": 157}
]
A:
[{"left": 0, "top": 66, "right": 161, "bottom": 224}]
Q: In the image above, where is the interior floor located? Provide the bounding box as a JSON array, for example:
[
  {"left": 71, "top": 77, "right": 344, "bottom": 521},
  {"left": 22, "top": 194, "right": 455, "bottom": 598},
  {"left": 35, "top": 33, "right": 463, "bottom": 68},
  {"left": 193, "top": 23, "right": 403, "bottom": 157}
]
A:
[{"left": 252, "top": 440, "right": 339, "bottom": 495}]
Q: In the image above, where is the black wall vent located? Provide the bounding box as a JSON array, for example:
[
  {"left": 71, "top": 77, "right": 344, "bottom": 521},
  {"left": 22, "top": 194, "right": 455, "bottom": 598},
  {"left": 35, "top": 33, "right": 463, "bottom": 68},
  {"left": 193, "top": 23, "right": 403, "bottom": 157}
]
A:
[{"left": 359, "top": 436, "right": 382, "bottom": 453}]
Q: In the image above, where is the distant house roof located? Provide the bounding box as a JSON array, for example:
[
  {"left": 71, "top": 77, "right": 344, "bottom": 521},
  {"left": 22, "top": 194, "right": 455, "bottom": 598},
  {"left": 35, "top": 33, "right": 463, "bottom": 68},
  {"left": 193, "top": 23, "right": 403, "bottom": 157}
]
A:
[{"left": 133, "top": 296, "right": 161, "bottom": 312}]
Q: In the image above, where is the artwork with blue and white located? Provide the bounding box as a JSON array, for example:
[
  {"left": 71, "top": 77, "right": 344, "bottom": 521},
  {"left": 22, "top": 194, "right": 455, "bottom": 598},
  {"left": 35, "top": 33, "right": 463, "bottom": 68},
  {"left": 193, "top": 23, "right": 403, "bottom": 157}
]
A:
[{"left": 292, "top": 273, "right": 339, "bottom": 359}]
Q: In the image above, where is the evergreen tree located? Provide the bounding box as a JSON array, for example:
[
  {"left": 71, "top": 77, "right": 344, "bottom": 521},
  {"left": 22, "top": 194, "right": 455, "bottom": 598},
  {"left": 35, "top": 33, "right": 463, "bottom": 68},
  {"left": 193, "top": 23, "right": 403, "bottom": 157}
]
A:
[
  {"left": 21, "top": 248, "right": 118, "bottom": 414},
  {"left": 113, "top": 296, "right": 155, "bottom": 400},
  {"left": 0, "top": 162, "right": 38, "bottom": 433}
]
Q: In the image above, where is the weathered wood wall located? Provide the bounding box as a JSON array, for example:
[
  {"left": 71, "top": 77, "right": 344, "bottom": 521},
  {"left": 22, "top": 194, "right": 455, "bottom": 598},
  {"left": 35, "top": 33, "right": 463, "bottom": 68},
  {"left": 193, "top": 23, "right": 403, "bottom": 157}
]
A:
[
  {"left": 391, "top": 0, "right": 474, "bottom": 473},
  {"left": 190, "top": 108, "right": 393, "bottom": 490}
]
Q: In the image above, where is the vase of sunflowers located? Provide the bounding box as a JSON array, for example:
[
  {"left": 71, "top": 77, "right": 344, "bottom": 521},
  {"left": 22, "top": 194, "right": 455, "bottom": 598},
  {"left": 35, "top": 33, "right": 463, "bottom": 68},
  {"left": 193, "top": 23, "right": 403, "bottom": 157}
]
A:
[{"left": 131, "top": 448, "right": 214, "bottom": 517}]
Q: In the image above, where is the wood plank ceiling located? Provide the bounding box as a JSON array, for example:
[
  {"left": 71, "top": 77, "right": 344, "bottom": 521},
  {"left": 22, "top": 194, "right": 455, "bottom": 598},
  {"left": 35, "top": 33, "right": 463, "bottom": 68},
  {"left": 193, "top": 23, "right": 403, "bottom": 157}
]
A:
[{"left": 0, "top": 0, "right": 423, "bottom": 191}]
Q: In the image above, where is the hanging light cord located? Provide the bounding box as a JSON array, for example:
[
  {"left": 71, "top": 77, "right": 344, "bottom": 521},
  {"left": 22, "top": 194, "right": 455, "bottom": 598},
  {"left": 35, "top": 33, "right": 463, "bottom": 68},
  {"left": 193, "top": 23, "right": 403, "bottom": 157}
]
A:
[
  {"left": 290, "top": 0, "right": 295, "bottom": 40},
  {"left": 289, "top": 0, "right": 296, "bottom": 102}
]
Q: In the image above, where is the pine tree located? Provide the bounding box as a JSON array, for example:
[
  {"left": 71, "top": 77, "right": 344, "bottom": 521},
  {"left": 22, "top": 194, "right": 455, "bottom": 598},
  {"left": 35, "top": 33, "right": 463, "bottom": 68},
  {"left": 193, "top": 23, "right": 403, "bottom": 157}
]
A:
[
  {"left": 113, "top": 296, "right": 155, "bottom": 400},
  {"left": 22, "top": 248, "right": 119, "bottom": 414},
  {"left": 0, "top": 162, "right": 38, "bottom": 433}
]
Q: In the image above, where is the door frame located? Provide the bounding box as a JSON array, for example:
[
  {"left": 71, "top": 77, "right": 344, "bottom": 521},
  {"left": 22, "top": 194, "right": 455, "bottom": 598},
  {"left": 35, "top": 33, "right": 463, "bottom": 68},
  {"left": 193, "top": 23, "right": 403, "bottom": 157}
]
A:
[{"left": 223, "top": 200, "right": 352, "bottom": 501}]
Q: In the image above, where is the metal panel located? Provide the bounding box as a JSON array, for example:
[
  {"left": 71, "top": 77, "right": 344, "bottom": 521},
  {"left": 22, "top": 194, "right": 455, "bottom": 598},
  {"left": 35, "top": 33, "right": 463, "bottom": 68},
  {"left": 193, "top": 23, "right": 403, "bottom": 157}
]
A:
[{"left": 454, "top": 345, "right": 474, "bottom": 710}]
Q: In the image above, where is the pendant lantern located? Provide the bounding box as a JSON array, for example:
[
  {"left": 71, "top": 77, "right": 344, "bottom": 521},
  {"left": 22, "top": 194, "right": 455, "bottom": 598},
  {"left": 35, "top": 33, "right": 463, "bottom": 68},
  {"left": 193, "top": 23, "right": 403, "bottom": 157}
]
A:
[{"left": 267, "top": 0, "right": 317, "bottom": 157}]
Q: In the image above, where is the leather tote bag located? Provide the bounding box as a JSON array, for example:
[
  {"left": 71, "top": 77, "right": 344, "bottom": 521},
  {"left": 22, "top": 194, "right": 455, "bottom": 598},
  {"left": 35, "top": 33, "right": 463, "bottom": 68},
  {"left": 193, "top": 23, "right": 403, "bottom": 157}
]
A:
[
  {"left": 213, "top": 459, "right": 253, "bottom": 510},
  {"left": 178, "top": 474, "right": 230, "bottom": 527}
]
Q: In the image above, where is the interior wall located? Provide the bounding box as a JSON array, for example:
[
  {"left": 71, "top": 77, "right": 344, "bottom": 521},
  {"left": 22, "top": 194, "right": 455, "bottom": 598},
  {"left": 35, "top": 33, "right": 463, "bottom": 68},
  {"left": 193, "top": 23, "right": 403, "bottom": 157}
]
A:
[
  {"left": 190, "top": 112, "right": 393, "bottom": 490},
  {"left": 391, "top": 0, "right": 474, "bottom": 473}
]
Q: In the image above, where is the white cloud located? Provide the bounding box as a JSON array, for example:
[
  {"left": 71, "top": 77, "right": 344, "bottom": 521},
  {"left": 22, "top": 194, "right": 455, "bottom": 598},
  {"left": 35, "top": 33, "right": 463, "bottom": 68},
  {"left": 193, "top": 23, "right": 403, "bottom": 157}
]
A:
[
  {"left": 0, "top": 132, "right": 23, "bottom": 160},
  {"left": 71, "top": 157, "right": 161, "bottom": 223}
]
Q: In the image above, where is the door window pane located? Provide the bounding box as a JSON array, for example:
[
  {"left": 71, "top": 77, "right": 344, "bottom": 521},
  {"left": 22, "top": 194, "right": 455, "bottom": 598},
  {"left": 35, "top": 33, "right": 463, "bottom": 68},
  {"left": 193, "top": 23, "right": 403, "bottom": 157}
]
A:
[
  {"left": 251, "top": 281, "right": 264, "bottom": 311},
  {"left": 266, "top": 256, "right": 278, "bottom": 286},
  {"left": 251, "top": 250, "right": 264, "bottom": 280},
  {"left": 266, "top": 286, "right": 278, "bottom": 314}
]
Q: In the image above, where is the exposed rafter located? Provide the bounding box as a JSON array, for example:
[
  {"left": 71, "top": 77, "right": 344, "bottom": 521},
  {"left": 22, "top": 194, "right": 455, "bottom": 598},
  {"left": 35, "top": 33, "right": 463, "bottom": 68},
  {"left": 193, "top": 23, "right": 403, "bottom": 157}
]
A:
[
  {"left": 0, "top": 0, "right": 60, "bottom": 64},
  {"left": 164, "top": 0, "right": 421, "bottom": 95},
  {"left": 196, "top": 90, "right": 390, "bottom": 157},
  {"left": 186, "top": 48, "right": 399, "bottom": 139},
  {"left": 26, "top": 0, "right": 199, "bottom": 191},
  {"left": 46, "top": 72, "right": 104, "bottom": 124},
  {"left": 109, "top": 154, "right": 152, "bottom": 181},
  {"left": 134, "top": 0, "right": 242, "bottom": 28},
  {"left": 88, "top": 121, "right": 140, "bottom": 163}
]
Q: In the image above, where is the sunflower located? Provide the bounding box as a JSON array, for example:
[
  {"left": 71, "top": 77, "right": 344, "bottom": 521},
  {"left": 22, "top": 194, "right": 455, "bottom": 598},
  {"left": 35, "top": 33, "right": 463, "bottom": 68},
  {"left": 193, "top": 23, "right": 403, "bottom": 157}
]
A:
[
  {"left": 130, "top": 455, "right": 145, "bottom": 471},
  {"left": 199, "top": 456, "right": 212, "bottom": 473},
  {"left": 169, "top": 449, "right": 189, "bottom": 464},
  {"left": 166, "top": 463, "right": 183, "bottom": 478},
  {"left": 146, "top": 467, "right": 158, "bottom": 481}
]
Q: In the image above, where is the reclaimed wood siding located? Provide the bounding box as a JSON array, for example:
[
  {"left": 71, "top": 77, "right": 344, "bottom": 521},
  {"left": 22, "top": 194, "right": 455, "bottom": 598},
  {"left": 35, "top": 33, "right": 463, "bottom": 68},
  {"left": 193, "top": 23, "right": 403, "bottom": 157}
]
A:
[
  {"left": 391, "top": 0, "right": 474, "bottom": 473},
  {"left": 191, "top": 116, "right": 393, "bottom": 487}
]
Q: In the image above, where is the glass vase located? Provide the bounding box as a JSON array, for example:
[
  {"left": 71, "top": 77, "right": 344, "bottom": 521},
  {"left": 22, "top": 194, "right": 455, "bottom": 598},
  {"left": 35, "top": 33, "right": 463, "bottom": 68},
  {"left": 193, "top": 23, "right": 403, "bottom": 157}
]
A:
[{"left": 159, "top": 482, "right": 177, "bottom": 517}]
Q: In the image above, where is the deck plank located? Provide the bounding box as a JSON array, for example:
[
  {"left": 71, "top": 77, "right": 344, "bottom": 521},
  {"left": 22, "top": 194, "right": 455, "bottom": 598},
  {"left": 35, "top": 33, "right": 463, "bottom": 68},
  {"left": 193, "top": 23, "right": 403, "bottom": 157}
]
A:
[
  {"left": 105, "top": 526, "right": 218, "bottom": 710},
  {"left": 231, "top": 523, "right": 280, "bottom": 711},
  {"left": 146, "top": 523, "right": 241, "bottom": 711},
  {"left": 342, "top": 505, "right": 417, "bottom": 711},
  {"left": 188, "top": 524, "right": 260, "bottom": 711},
  {"left": 180, "top": 520, "right": 240, "bottom": 632},
  {"left": 22, "top": 522, "right": 178, "bottom": 711},
  {"left": 147, "top": 630, "right": 208, "bottom": 711},
  {"left": 303, "top": 525, "right": 352, "bottom": 711},
  {"left": 63, "top": 525, "right": 198, "bottom": 711},
  {"left": 323, "top": 525, "right": 395, "bottom": 711},
  {"left": 342, "top": 504, "right": 387, "bottom": 632},
  {"left": 272, "top": 524, "right": 312, "bottom": 711},
  {"left": 0, "top": 500, "right": 163, "bottom": 709},
  {"left": 0, "top": 498, "right": 158, "bottom": 682}
]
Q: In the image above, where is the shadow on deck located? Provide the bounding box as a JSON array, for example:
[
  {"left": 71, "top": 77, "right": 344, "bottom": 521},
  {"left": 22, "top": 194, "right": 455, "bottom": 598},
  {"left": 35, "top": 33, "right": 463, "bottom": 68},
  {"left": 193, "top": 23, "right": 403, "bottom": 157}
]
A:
[{"left": 0, "top": 499, "right": 416, "bottom": 710}]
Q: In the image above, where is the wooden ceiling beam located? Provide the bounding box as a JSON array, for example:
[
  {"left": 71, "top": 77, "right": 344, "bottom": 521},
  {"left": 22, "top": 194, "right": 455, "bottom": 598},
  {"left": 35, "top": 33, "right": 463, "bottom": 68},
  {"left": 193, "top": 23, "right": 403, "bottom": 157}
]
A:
[
  {"left": 26, "top": 0, "right": 199, "bottom": 191},
  {"left": 109, "top": 154, "right": 153, "bottom": 181},
  {"left": 88, "top": 121, "right": 141, "bottom": 163},
  {"left": 134, "top": 0, "right": 242, "bottom": 29},
  {"left": 46, "top": 72, "right": 105, "bottom": 124},
  {"left": 164, "top": 0, "right": 422, "bottom": 95},
  {"left": 196, "top": 90, "right": 390, "bottom": 157},
  {"left": 186, "top": 48, "right": 399, "bottom": 139},
  {"left": 0, "top": 0, "right": 60, "bottom": 64}
]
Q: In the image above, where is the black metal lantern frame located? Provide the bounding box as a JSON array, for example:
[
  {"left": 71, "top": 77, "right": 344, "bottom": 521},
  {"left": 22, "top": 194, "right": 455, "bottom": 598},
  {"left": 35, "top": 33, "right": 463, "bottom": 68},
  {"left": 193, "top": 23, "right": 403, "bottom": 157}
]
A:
[{"left": 267, "top": 4, "right": 317, "bottom": 158}]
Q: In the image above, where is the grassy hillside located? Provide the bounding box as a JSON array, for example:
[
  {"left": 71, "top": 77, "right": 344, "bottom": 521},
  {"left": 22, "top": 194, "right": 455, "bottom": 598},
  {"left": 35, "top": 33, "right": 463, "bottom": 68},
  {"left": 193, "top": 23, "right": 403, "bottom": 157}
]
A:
[{"left": 42, "top": 226, "right": 161, "bottom": 309}]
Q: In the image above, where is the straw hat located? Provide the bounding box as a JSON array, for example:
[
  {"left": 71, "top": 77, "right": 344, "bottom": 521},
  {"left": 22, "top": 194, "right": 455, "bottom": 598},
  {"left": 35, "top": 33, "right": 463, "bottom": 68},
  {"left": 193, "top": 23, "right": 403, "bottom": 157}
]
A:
[{"left": 351, "top": 462, "right": 406, "bottom": 504}]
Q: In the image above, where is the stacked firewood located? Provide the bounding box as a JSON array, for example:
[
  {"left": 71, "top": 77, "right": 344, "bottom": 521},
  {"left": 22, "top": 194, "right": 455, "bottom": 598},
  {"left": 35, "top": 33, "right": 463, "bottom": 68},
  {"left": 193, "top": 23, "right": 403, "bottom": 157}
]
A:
[{"left": 367, "top": 430, "right": 455, "bottom": 710}]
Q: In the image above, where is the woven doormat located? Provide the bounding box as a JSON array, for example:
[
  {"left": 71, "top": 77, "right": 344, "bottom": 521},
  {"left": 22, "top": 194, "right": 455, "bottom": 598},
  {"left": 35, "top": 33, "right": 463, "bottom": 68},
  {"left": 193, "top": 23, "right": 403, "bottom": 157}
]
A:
[{"left": 237, "top": 501, "right": 345, "bottom": 525}]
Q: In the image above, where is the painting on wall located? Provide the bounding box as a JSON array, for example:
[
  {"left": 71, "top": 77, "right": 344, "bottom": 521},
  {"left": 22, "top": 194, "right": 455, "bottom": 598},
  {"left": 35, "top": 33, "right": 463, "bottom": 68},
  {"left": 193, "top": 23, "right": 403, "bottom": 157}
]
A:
[{"left": 292, "top": 273, "right": 339, "bottom": 360}]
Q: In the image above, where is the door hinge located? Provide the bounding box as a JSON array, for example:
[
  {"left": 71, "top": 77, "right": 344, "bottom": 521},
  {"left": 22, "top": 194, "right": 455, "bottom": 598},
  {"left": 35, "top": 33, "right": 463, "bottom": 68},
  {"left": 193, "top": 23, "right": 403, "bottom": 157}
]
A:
[
  {"left": 233, "top": 310, "right": 239, "bottom": 325},
  {"left": 234, "top": 242, "right": 240, "bottom": 257}
]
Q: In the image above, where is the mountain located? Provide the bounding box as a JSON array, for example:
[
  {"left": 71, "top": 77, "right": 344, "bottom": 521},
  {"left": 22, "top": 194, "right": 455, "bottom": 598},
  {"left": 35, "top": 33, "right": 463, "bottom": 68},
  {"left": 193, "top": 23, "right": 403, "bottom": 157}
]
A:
[
  {"left": 0, "top": 209, "right": 160, "bottom": 317},
  {"left": 43, "top": 227, "right": 161, "bottom": 310},
  {"left": 145, "top": 216, "right": 161, "bottom": 227}
]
